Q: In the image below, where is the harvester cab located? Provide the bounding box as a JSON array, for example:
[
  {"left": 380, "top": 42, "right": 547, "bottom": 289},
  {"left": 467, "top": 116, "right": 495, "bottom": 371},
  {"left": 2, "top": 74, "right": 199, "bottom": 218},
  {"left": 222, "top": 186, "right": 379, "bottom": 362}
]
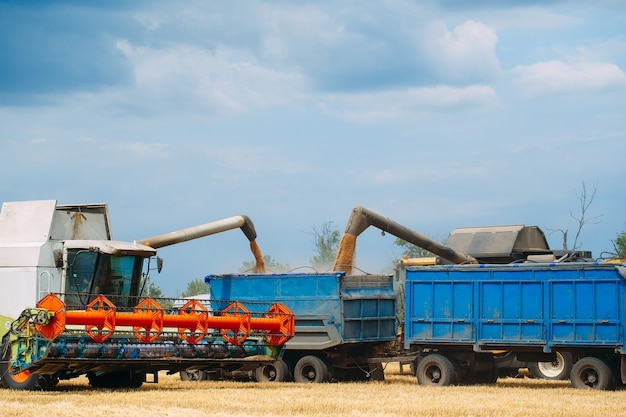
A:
[{"left": 0, "top": 200, "right": 159, "bottom": 319}]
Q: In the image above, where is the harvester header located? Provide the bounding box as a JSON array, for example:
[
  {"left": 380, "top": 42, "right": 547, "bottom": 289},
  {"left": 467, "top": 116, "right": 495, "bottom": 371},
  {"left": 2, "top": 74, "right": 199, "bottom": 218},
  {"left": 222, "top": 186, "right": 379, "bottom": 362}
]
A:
[{"left": 6, "top": 293, "right": 295, "bottom": 384}]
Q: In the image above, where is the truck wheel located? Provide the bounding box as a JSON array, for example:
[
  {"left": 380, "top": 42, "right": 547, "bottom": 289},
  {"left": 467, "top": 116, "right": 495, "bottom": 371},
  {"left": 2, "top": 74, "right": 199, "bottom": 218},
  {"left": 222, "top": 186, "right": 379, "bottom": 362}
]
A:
[
  {"left": 528, "top": 351, "right": 573, "bottom": 380},
  {"left": 293, "top": 355, "right": 331, "bottom": 383},
  {"left": 255, "top": 360, "right": 291, "bottom": 382},
  {"left": 180, "top": 369, "right": 207, "bottom": 381},
  {"left": 570, "top": 357, "right": 615, "bottom": 390},
  {"left": 416, "top": 354, "right": 457, "bottom": 387}
]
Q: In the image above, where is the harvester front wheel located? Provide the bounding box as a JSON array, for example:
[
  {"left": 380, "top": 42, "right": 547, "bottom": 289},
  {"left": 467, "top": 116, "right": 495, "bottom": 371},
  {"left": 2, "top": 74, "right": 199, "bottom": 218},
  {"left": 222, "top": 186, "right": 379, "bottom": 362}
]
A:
[
  {"left": 0, "top": 362, "right": 51, "bottom": 391},
  {"left": 0, "top": 336, "right": 51, "bottom": 391},
  {"left": 87, "top": 370, "right": 144, "bottom": 389}
]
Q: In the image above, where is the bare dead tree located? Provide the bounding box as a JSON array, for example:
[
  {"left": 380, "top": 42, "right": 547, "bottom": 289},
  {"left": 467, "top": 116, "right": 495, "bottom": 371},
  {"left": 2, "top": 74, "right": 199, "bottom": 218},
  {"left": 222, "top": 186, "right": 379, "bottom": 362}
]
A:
[
  {"left": 547, "top": 181, "right": 603, "bottom": 250},
  {"left": 570, "top": 181, "right": 603, "bottom": 250}
]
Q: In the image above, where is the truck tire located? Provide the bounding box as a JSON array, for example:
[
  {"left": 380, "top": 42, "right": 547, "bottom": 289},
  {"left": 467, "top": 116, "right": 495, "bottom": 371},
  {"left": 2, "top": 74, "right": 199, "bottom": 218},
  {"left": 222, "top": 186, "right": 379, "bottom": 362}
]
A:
[
  {"left": 570, "top": 357, "right": 615, "bottom": 390},
  {"left": 293, "top": 355, "right": 331, "bottom": 383},
  {"left": 528, "top": 351, "right": 573, "bottom": 380},
  {"left": 255, "top": 360, "right": 291, "bottom": 382},
  {"left": 416, "top": 354, "right": 457, "bottom": 387},
  {"left": 180, "top": 369, "right": 207, "bottom": 381}
]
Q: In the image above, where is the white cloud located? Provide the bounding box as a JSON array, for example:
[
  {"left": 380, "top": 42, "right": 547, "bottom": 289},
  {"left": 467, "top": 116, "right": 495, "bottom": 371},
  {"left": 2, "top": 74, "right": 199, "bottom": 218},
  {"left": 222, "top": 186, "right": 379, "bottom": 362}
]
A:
[
  {"left": 421, "top": 20, "right": 500, "bottom": 83},
  {"left": 324, "top": 85, "right": 498, "bottom": 122},
  {"left": 203, "top": 144, "right": 307, "bottom": 174},
  {"left": 115, "top": 39, "right": 307, "bottom": 116},
  {"left": 122, "top": 142, "right": 169, "bottom": 158},
  {"left": 511, "top": 60, "right": 626, "bottom": 96}
]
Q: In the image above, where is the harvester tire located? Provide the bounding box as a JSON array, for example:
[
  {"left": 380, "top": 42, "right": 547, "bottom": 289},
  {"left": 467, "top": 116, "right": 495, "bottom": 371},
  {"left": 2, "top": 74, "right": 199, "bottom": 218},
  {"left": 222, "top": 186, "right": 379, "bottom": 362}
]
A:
[
  {"left": 528, "top": 351, "right": 573, "bottom": 380},
  {"left": 255, "top": 360, "right": 291, "bottom": 382},
  {"left": 0, "top": 361, "right": 50, "bottom": 391},
  {"left": 416, "top": 354, "right": 457, "bottom": 387},
  {"left": 0, "top": 336, "right": 50, "bottom": 391},
  {"left": 294, "top": 355, "right": 331, "bottom": 383},
  {"left": 87, "top": 370, "right": 144, "bottom": 389}
]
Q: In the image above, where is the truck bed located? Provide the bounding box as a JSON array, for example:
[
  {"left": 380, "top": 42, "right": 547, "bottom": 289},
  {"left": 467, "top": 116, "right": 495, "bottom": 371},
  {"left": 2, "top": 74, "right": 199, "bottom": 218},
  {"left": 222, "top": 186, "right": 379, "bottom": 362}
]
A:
[
  {"left": 404, "top": 263, "right": 626, "bottom": 353},
  {"left": 207, "top": 272, "right": 397, "bottom": 349}
]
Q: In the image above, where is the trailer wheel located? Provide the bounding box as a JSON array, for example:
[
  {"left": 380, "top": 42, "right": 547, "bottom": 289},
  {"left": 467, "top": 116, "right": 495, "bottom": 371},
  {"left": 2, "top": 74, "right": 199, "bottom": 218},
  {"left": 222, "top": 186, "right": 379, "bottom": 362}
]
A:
[
  {"left": 255, "top": 360, "right": 291, "bottom": 382},
  {"left": 294, "top": 355, "right": 331, "bottom": 383},
  {"left": 416, "top": 354, "right": 457, "bottom": 387},
  {"left": 570, "top": 357, "right": 615, "bottom": 390},
  {"left": 528, "top": 351, "right": 573, "bottom": 380},
  {"left": 180, "top": 369, "right": 207, "bottom": 381}
]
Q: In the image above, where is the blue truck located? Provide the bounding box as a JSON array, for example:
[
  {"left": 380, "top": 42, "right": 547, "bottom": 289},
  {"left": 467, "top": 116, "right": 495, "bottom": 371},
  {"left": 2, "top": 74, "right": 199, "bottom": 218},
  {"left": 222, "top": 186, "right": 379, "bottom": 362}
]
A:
[
  {"left": 208, "top": 262, "right": 626, "bottom": 390},
  {"left": 206, "top": 207, "right": 625, "bottom": 390},
  {"left": 403, "top": 262, "right": 626, "bottom": 390},
  {"left": 208, "top": 272, "right": 398, "bottom": 383}
]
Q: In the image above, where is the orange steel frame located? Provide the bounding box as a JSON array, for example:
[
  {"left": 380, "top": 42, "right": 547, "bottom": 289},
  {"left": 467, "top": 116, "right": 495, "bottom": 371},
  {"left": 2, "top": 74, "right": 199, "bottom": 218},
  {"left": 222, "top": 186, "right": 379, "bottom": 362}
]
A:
[{"left": 35, "top": 294, "right": 294, "bottom": 346}]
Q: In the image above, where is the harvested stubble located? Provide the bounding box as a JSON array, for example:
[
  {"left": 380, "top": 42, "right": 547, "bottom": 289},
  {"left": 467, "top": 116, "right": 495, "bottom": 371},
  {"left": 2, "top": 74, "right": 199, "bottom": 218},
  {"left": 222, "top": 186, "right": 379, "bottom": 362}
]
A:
[{"left": 1, "top": 363, "right": 625, "bottom": 417}]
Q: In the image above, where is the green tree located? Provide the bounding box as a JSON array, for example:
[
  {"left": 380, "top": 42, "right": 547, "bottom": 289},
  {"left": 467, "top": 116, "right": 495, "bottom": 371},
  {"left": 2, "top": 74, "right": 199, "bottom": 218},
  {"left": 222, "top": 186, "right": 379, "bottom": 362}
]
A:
[
  {"left": 309, "top": 221, "right": 340, "bottom": 271},
  {"left": 240, "top": 255, "right": 291, "bottom": 273},
  {"left": 393, "top": 237, "right": 436, "bottom": 259},
  {"left": 145, "top": 281, "right": 164, "bottom": 298},
  {"left": 181, "top": 278, "right": 210, "bottom": 297},
  {"left": 612, "top": 231, "right": 626, "bottom": 258},
  {"left": 144, "top": 281, "right": 173, "bottom": 310}
]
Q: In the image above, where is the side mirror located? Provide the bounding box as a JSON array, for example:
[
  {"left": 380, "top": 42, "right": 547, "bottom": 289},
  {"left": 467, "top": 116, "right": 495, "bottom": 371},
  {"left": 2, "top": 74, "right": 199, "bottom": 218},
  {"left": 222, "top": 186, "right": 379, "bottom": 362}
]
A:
[
  {"left": 157, "top": 256, "right": 163, "bottom": 273},
  {"left": 54, "top": 249, "right": 64, "bottom": 268}
]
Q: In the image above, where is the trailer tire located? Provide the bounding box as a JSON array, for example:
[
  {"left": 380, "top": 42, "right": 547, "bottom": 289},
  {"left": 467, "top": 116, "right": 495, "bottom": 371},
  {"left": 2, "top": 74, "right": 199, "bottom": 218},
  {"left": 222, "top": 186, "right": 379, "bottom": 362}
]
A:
[
  {"left": 294, "top": 355, "right": 331, "bottom": 383},
  {"left": 416, "top": 354, "right": 457, "bottom": 387},
  {"left": 255, "top": 360, "right": 291, "bottom": 382},
  {"left": 528, "top": 351, "right": 573, "bottom": 380},
  {"left": 180, "top": 369, "right": 207, "bottom": 381},
  {"left": 570, "top": 357, "right": 615, "bottom": 390}
]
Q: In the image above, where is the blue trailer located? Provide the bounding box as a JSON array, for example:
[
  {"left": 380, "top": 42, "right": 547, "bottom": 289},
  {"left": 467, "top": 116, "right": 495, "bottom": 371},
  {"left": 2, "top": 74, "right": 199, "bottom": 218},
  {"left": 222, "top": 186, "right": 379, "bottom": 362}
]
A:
[
  {"left": 404, "top": 262, "right": 626, "bottom": 389},
  {"left": 207, "top": 272, "right": 398, "bottom": 382}
]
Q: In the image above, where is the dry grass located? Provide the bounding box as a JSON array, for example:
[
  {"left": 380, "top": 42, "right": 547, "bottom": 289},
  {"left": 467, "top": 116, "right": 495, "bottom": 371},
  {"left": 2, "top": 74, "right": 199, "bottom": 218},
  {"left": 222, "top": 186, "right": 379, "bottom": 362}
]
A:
[{"left": 2, "top": 363, "right": 626, "bottom": 417}]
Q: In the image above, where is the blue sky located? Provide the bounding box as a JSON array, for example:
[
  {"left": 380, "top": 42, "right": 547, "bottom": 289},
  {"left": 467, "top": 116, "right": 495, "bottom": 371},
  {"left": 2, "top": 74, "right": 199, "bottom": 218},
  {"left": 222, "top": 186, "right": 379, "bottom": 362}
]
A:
[{"left": 1, "top": 1, "right": 625, "bottom": 296}]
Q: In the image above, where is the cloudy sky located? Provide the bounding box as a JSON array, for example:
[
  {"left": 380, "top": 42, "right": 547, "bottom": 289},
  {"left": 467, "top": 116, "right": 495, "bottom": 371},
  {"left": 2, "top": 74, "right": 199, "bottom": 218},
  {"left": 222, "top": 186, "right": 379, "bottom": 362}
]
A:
[{"left": 1, "top": 1, "right": 624, "bottom": 296}]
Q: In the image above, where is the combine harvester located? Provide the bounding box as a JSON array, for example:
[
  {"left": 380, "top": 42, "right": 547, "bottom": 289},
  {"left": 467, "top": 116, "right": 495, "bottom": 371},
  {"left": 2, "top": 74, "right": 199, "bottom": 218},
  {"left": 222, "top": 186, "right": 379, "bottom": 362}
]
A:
[
  {"left": 208, "top": 206, "right": 626, "bottom": 390},
  {"left": 0, "top": 200, "right": 294, "bottom": 390}
]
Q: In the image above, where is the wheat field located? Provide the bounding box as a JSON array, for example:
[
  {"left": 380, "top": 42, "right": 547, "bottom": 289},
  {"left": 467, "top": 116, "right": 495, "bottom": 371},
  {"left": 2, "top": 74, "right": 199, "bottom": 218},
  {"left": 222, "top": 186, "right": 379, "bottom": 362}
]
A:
[{"left": 1, "top": 363, "right": 625, "bottom": 417}]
